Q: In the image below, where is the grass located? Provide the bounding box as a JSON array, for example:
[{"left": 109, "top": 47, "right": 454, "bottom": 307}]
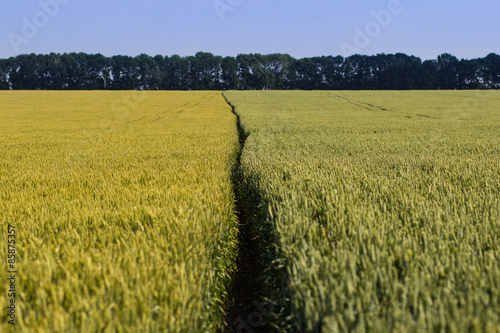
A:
[
  {"left": 224, "top": 90, "right": 500, "bottom": 332},
  {"left": 0, "top": 91, "right": 240, "bottom": 332},
  {"left": 1, "top": 90, "right": 499, "bottom": 332}
]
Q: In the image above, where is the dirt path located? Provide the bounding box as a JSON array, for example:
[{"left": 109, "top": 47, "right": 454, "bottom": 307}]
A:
[{"left": 223, "top": 94, "right": 268, "bottom": 333}]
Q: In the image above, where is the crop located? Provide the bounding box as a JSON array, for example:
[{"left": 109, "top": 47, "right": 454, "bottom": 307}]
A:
[
  {"left": 0, "top": 91, "right": 239, "bottom": 332},
  {"left": 225, "top": 90, "right": 500, "bottom": 332}
]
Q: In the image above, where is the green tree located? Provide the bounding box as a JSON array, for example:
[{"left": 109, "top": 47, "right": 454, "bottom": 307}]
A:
[{"left": 221, "top": 56, "right": 239, "bottom": 89}]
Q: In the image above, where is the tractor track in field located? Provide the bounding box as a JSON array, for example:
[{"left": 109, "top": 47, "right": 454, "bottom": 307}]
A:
[
  {"left": 222, "top": 93, "right": 268, "bottom": 333},
  {"left": 324, "top": 92, "right": 395, "bottom": 113}
]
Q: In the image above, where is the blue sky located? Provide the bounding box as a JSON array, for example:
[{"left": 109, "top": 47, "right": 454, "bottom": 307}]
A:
[{"left": 1, "top": 0, "right": 499, "bottom": 60}]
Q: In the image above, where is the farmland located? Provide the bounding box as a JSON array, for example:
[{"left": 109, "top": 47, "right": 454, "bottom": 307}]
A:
[
  {"left": 0, "top": 91, "right": 239, "bottom": 332},
  {"left": 0, "top": 90, "right": 499, "bottom": 332},
  {"left": 224, "top": 91, "right": 500, "bottom": 332}
]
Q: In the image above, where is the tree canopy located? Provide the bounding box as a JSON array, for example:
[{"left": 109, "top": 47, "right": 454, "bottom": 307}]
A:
[{"left": 1, "top": 52, "right": 499, "bottom": 90}]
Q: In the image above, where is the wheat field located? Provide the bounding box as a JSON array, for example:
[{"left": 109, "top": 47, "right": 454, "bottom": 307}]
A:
[
  {"left": 0, "top": 91, "right": 239, "bottom": 332},
  {"left": 1, "top": 90, "right": 499, "bottom": 332},
  {"left": 225, "top": 90, "right": 500, "bottom": 332}
]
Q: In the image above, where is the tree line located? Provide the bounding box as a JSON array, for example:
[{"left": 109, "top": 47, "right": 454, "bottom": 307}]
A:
[{"left": 1, "top": 52, "right": 499, "bottom": 90}]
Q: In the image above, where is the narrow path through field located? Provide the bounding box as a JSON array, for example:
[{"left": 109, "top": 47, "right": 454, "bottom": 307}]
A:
[
  {"left": 324, "top": 92, "right": 394, "bottom": 113},
  {"left": 223, "top": 94, "right": 268, "bottom": 333}
]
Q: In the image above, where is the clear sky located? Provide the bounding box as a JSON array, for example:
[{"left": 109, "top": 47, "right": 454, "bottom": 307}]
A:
[{"left": 1, "top": 0, "right": 499, "bottom": 60}]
